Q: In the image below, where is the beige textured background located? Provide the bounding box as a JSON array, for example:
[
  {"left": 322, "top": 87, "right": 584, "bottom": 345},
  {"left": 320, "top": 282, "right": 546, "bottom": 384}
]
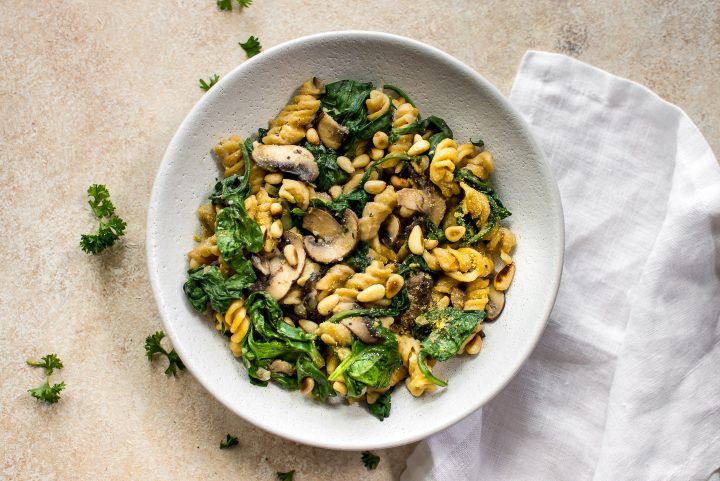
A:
[{"left": 1, "top": 1, "right": 717, "bottom": 479}]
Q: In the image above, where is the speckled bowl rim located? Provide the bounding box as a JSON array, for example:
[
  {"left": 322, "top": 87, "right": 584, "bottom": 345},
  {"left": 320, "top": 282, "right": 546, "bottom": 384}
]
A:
[{"left": 147, "top": 30, "right": 564, "bottom": 450}]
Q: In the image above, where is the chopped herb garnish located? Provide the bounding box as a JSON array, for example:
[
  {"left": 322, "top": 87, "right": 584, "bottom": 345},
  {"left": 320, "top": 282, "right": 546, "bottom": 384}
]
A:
[
  {"left": 219, "top": 434, "right": 239, "bottom": 449},
  {"left": 199, "top": 74, "right": 220, "bottom": 91},
  {"left": 217, "top": 0, "right": 252, "bottom": 10},
  {"left": 471, "top": 138, "right": 485, "bottom": 148},
  {"left": 239, "top": 36, "right": 262, "bottom": 58},
  {"left": 80, "top": 184, "right": 126, "bottom": 254},
  {"left": 362, "top": 451, "right": 380, "bottom": 470},
  {"left": 144, "top": 331, "right": 185, "bottom": 377},
  {"left": 27, "top": 354, "right": 66, "bottom": 404},
  {"left": 276, "top": 470, "right": 295, "bottom": 481}
]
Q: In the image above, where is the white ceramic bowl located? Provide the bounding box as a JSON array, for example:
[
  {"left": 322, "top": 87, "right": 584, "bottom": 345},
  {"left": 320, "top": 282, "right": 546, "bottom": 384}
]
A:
[{"left": 147, "top": 31, "right": 563, "bottom": 450}]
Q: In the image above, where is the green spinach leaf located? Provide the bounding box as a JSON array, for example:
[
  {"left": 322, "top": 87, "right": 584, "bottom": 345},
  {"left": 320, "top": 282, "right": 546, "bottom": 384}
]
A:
[
  {"left": 296, "top": 355, "right": 334, "bottom": 402},
  {"left": 303, "top": 141, "right": 348, "bottom": 192},
  {"left": 344, "top": 241, "right": 371, "bottom": 272},
  {"left": 367, "top": 387, "right": 393, "bottom": 421},
  {"left": 183, "top": 265, "right": 252, "bottom": 314},
  {"left": 328, "top": 327, "right": 402, "bottom": 389}
]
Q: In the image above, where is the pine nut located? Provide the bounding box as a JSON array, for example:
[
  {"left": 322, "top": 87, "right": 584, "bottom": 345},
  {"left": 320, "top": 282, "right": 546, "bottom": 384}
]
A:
[
  {"left": 465, "top": 334, "right": 483, "bottom": 355},
  {"left": 357, "top": 284, "right": 386, "bottom": 302},
  {"left": 298, "top": 319, "right": 319, "bottom": 333},
  {"left": 269, "top": 202, "right": 283, "bottom": 216},
  {"left": 299, "top": 377, "right": 315, "bottom": 395},
  {"left": 333, "top": 381, "right": 348, "bottom": 395},
  {"left": 264, "top": 173, "right": 284, "bottom": 185},
  {"left": 399, "top": 206, "right": 415, "bottom": 218},
  {"left": 336, "top": 156, "right": 354, "bottom": 174},
  {"left": 445, "top": 225, "right": 466, "bottom": 242},
  {"left": 370, "top": 148, "right": 385, "bottom": 160},
  {"left": 284, "top": 244, "right": 298, "bottom": 267},
  {"left": 317, "top": 294, "right": 341, "bottom": 316},
  {"left": 407, "top": 139, "right": 430, "bottom": 156},
  {"left": 373, "top": 131, "right": 389, "bottom": 149},
  {"left": 436, "top": 296, "right": 450, "bottom": 308},
  {"left": 409, "top": 225, "right": 424, "bottom": 255},
  {"left": 269, "top": 219, "right": 283, "bottom": 238},
  {"left": 385, "top": 274, "right": 405, "bottom": 298},
  {"left": 306, "top": 127, "right": 320, "bottom": 145},
  {"left": 413, "top": 134, "right": 424, "bottom": 143},
  {"left": 390, "top": 175, "right": 409, "bottom": 188},
  {"left": 283, "top": 316, "right": 295, "bottom": 327},
  {"left": 424, "top": 238, "right": 439, "bottom": 250},
  {"left": 364, "top": 180, "right": 387, "bottom": 195},
  {"left": 352, "top": 154, "right": 371, "bottom": 168},
  {"left": 329, "top": 185, "right": 342, "bottom": 199}
]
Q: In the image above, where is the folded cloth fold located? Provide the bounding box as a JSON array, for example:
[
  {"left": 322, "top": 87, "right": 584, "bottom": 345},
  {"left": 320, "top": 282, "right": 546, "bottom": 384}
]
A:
[{"left": 402, "top": 51, "right": 720, "bottom": 481}]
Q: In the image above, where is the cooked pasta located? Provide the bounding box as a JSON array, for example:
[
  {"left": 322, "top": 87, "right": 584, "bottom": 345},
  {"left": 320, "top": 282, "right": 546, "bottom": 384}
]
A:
[{"left": 183, "top": 78, "right": 517, "bottom": 419}]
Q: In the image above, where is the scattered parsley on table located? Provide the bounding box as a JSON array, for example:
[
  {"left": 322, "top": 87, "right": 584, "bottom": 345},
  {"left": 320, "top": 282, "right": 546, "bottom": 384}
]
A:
[
  {"left": 219, "top": 434, "right": 239, "bottom": 449},
  {"left": 362, "top": 451, "right": 380, "bottom": 470},
  {"left": 276, "top": 471, "right": 294, "bottom": 481},
  {"left": 27, "top": 354, "right": 66, "bottom": 403},
  {"left": 144, "top": 331, "right": 185, "bottom": 376},
  {"left": 217, "top": 0, "right": 252, "bottom": 10},
  {"left": 199, "top": 74, "right": 220, "bottom": 91},
  {"left": 240, "top": 36, "right": 262, "bottom": 58},
  {"left": 80, "top": 184, "right": 126, "bottom": 254}
]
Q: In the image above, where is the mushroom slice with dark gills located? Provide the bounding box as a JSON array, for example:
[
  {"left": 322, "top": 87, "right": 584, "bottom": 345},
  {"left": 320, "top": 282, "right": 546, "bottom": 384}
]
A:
[
  {"left": 302, "top": 208, "right": 359, "bottom": 264},
  {"left": 399, "top": 272, "right": 434, "bottom": 333},
  {"left": 316, "top": 111, "right": 349, "bottom": 150},
  {"left": 397, "top": 187, "right": 446, "bottom": 226},
  {"left": 266, "top": 231, "right": 306, "bottom": 300},
  {"left": 251, "top": 142, "right": 319, "bottom": 183},
  {"left": 341, "top": 316, "right": 382, "bottom": 344},
  {"left": 485, "top": 285, "right": 505, "bottom": 320},
  {"left": 268, "top": 359, "right": 296, "bottom": 376}
]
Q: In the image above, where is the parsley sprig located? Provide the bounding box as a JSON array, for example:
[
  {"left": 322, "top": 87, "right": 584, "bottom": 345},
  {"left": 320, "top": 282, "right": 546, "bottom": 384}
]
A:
[
  {"left": 276, "top": 471, "right": 294, "bottom": 481},
  {"left": 27, "top": 354, "right": 66, "bottom": 403},
  {"left": 362, "top": 451, "right": 380, "bottom": 470},
  {"left": 144, "top": 331, "right": 185, "bottom": 376},
  {"left": 80, "top": 184, "right": 126, "bottom": 254},
  {"left": 199, "top": 74, "right": 220, "bottom": 91},
  {"left": 217, "top": 0, "right": 252, "bottom": 10},
  {"left": 219, "top": 434, "right": 239, "bottom": 449},
  {"left": 239, "top": 36, "right": 262, "bottom": 58}
]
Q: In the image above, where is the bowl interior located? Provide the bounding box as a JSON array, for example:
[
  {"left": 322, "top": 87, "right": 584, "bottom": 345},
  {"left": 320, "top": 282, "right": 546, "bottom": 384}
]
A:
[{"left": 147, "top": 31, "right": 563, "bottom": 450}]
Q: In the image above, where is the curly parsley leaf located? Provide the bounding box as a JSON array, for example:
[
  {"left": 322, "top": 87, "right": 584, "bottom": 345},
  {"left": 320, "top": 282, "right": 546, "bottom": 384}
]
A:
[
  {"left": 26, "top": 354, "right": 64, "bottom": 376},
  {"left": 471, "top": 138, "right": 485, "bottom": 148},
  {"left": 29, "top": 379, "right": 66, "bottom": 404},
  {"left": 199, "top": 74, "right": 220, "bottom": 91},
  {"left": 239, "top": 36, "right": 262, "bottom": 58},
  {"left": 219, "top": 434, "right": 239, "bottom": 449},
  {"left": 276, "top": 470, "right": 295, "bottom": 481},
  {"left": 362, "top": 451, "right": 380, "bottom": 470},
  {"left": 80, "top": 184, "right": 126, "bottom": 254},
  {"left": 144, "top": 331, "right": 185, "bottom": 377},
  {"left": 217, "top": 0, "right": 252, "bottom": 10}
]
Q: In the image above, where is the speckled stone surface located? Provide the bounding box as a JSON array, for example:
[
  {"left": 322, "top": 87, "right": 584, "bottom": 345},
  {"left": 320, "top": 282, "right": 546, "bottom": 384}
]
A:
[{"left": 1, "top": 1, "right": 717, "bottom": 480}]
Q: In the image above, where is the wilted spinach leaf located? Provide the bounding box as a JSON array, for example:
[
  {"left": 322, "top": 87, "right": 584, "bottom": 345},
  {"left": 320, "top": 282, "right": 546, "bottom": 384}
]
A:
[
  {"left": 328, "top": 327, "right": 402, "bottom": 390},
  {"left": 303, "top": 141, "right": 348, "bottom": 192},
  {"left": 383, "top": 84, "right": 415, "bottom": 107},
  {"left": 183, "top": 265, "right": 253, "bottom": 313},
  {"left": 297, "top": 355, "right": 334, "bottom": 402},
  {"left": 414, "top": 309, "right": 486, "bottom": 387},
  {"left": 367, "top": 388, "right": 393, "bottom": 421},
  {"left": 344, "top": 241, "right": 371, "bottom": 272},
  {"left": 326, "top": 286, "right": 410, "bottom": 324}
]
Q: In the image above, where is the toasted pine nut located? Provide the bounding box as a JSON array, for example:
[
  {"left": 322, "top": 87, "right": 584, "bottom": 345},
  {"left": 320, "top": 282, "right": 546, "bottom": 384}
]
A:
[
  {"left": 399, "top": 206, "right": 415, "bottom": 218},
  {"left": 373, "top": 131, "right": 389, "bottom": 149},
  {"left": 264, "top": 173, "right": 284, "bottom": 185},
  {"left": 352, "top": 154, "right": 371, "bottom": 168},
  {"left": 445, "top": 225, "right": 466, "bottom": 242},
  {"left": 424, "top": 238, "right": 439, "bottom": 250},
  {"left": 329, "top": 185, "right": 342, "bottom": 199},
  {"left": 390, "top": 175, "right": 410, "bottom": 188},
  {"left": 298, "top": 319, "right": 319, "bottom": 333},
  {"left": 436, "top": 295, "right": 450, "bottom": 308},
  {"left": 465, "top": 334, "right": 483, "bottom": 355},
  {"left": 409, "top": 225, "right": 424, "bottom": 255},
  {"left": 364, "top": 180, "right": 387, "bottom": 195},
  {"left": 306, "top": 127, "right": 320, "bottom": 145},
  {"left": 379, "top": 316, "right": 395, "bottom": 328},
  {"left": 370, "top": 148, "right": 385, "bottom": 160},
  {"left": 269, "top": 219, "right": 283, "bottom": 238},
  {"left": 413, "top": 134, "right": 424, "bottom": 143},
  {"left": 357, "top": 284, "right": 386, "bottom": 302},
  {"left": 385, "top": 274, "right": 405, "bottom": 298},
  {"left": 336, "top": 156, "right": 354, "bottom": 174},
  {"left": 317, "top": 294, "right": 341, "bottom": 316},
  {"left": 407, "top": 139, "right": 430, "bottom": 156},
  {"left": 333, "top": 381, "right": 348, "bottom": 395},
  {"left": 284, "top": 244, "right": 298, "bottom": 267},
  {"left": 269, "top": 202, "right": 283, "bottom": 216},
  {"left": 283, "top": 316, "right": 295, "bottom": 327},
  {"left": 493, "top": 263, "right": 516, "bottom": 291},
  {"left": 299, "top": 377, "right": 315, "bottom": 395},
  {"left": 422, "top": 251, "right": 439, "bottom": 270}
]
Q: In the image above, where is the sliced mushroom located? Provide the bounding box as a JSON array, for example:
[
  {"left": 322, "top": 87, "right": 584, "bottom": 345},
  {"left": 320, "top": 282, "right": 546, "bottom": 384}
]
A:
[
  {"left": 252, "top": 142, "right": 319, "bottom": 183},
  {"left": 397, "top": 188, "right": 447, "bottom": 225},
  {"left": 382, "top": 214, "right": 401, "bottom": 246},
  {"left": 316, "top": 111, "right": 348, "bottom": 150},
  {"left": 251, "top": 255, "right": 270, "bottom": 276},
  {"left": 485, "top": 286, "right": 505, "bottom": 320},
  {"left": 302, "top": 208, "right": 343, "bottom": 239},
  {"left": 341, "top": 317, "right": 382, "bottom": 344},
  {"left": 268, "top": 359, "right": 296, "bottom": 376},
  {"left": 266, "top": 231, "right": 306, "bottom": 300},
  {"left": 399, "top": 272, "right": 434, "bottom": 333},
  {"left": 303, "top": 209, "right": 359, "bottom": 264}
]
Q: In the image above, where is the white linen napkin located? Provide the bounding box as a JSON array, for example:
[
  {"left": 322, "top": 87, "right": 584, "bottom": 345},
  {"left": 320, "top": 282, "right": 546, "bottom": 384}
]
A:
[{"left": 402, "top": 51, "right": 720, "bottom": 481}]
